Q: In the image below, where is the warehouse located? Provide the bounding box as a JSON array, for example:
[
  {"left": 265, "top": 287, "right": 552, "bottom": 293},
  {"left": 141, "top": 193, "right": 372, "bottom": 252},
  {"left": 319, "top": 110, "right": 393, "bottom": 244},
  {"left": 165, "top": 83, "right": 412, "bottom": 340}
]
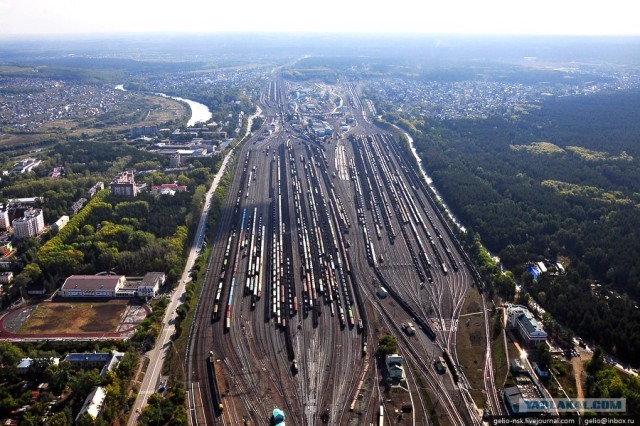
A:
[
  {"left": 59, "top": 272, "right": 164, "bottom": 299},
  {"left": 59, "top": 275, "right": 126, "bottom": 298}
]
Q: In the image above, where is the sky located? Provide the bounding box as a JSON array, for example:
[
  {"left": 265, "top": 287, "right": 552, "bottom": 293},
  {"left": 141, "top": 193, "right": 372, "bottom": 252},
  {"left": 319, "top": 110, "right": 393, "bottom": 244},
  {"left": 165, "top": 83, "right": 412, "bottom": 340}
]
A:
[{"left": 0, "top": 0, "right": 638, "bottom": 36}]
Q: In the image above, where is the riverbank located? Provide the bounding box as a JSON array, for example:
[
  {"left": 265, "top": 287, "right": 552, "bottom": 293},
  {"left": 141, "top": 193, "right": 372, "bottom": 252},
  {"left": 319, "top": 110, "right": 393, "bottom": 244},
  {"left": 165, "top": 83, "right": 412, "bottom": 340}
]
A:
[{"left": 115, "top": 84, "right": 212, "bottom": 127}]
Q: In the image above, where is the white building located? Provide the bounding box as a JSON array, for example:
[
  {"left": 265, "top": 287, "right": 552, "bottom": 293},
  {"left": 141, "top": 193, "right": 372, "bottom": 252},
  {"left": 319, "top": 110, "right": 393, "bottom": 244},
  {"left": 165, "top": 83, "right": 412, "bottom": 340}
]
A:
[
  {"left": 0, "top": 271, "right": 13, "bottom": 284},
  {"left": 11, "top": 158, "right": 41, "bottom": 174},
  {"left": 12, "top": 208, "right": 45, "bottom": 239},
  {"left": 60, "top": 275, "right": 126, "bottom": 298},
  {"left": 507, "top": 305, "right": 548, "bottom": 347},
  {"left": 53, "top": 215, "right": 69, "bottom": 232},
  {"left": 136, "top": 272, "right": 165, "bottom": 298},
  {"left": 76, "top": 386, "right": 106, "bottom": 422},
  {"left": 0, "top": 208, "right": 9, "bottom": 230},
  {"left": 59, "top": 273, "right": 164, "bottom": 299}
]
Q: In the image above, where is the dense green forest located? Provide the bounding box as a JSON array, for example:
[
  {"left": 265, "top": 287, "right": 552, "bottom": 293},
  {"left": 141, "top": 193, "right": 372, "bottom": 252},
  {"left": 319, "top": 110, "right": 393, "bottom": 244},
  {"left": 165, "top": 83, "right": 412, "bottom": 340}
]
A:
[{"left": 382, "top": 90, "right": 640, "bottom": 363}]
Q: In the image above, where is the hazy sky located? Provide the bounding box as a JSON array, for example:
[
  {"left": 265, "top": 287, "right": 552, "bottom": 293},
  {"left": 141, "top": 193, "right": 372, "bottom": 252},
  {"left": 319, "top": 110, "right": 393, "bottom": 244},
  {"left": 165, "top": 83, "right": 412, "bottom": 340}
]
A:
[{"left": 0, "top": 0, "right": 638, "bottom": 36}]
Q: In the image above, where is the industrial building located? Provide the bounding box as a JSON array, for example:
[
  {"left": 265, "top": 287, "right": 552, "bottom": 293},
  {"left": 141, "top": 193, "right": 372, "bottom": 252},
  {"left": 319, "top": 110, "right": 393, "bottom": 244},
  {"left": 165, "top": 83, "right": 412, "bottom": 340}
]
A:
[{"left": 59, "top": 272, "right": 164, "bottom": 299}]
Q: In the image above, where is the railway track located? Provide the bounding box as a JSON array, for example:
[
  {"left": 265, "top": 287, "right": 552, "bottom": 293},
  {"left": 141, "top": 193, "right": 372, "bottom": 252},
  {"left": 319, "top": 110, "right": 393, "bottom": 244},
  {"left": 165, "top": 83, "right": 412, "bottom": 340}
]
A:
[{"left": 185, "top": 76, "right": 496, "bottom": 425}]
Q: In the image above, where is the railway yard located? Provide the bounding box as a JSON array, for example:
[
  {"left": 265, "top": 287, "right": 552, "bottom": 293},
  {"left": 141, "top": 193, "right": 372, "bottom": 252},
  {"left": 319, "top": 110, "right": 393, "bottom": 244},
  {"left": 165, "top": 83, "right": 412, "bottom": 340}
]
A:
[{"left": 186, "top": 76, "right": 500, "bottom": 425}]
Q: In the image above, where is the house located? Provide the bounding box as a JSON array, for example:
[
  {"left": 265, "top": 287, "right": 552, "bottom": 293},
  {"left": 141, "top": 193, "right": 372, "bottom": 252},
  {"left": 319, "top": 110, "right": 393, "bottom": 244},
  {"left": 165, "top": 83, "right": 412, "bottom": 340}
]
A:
[
  {"left": 0, "top": 241, "right": 13, "bottom": 257},
  {"left": 385, "top": 354, "right": 406, "bottom": 381},
  {"left": 16, "top": 357, "right": 60, "bottom": 375},
  {"left": 11, "top": 158, "right": 41, "bottom": 174},
  {"left": 507, "top": 305, "right": 547, "bottom": 348},
  {"left": 151, "top": 183, "right": 188, "bottom": 196}
]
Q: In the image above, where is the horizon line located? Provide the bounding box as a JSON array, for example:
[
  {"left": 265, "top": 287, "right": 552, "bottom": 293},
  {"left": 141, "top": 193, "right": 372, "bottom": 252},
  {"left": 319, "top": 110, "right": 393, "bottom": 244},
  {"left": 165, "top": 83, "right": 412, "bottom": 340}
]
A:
[{"left": 2, "top": 31, "right": 640, "bottom": 40}]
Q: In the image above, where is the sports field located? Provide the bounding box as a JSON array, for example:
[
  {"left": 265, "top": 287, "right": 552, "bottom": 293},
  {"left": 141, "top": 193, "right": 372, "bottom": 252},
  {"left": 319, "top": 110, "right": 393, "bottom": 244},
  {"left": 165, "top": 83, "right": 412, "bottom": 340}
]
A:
[{"left": 18, "top": 300, "right": 129, "bottom": 334}]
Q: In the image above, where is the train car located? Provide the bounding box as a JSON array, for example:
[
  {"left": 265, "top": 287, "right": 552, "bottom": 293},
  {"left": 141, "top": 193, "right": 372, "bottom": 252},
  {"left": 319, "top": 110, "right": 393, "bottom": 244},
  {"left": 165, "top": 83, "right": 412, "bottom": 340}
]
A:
[
  {"left": 208, "top": 352, "right": 224, "bottom": 414},
  {"left": 442, "top": 350, "right": 460, "bottom": 383},
  {"left": 348, "top": 309, "right": 355, "bottom": 327},
  {"left": 211, "top": 304, "right": 219, "bottom": 322}
]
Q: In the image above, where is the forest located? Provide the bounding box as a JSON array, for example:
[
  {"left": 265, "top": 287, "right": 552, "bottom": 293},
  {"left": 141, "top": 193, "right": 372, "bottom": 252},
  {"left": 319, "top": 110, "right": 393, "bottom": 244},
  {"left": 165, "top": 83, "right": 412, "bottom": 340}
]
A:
[{"left": 382, "top": 90, "right": 640, "bottom": 363}]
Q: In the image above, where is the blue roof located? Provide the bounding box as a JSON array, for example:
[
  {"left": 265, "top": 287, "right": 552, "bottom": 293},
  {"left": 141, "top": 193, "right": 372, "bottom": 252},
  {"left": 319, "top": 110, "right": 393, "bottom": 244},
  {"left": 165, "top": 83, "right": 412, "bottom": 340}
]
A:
[
  {"left": 65, "top": 353, "right": 111, "bottom": 362},
  {"left": 526, "top": 265, "right": 540, "bottom": 280}
]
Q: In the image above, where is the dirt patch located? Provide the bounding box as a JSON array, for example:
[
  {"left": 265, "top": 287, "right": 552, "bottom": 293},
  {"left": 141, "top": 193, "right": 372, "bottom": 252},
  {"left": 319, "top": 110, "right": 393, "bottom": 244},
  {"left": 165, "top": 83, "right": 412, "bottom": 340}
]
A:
[
  {"left": 17, "top": 300, "right": 129, "bottom": 334},
  {"left": 464, "top": 300, "right": 481, "bottom": 315},
  {"left": 456, "top": 287, "right": 487, "bottom": 408}
]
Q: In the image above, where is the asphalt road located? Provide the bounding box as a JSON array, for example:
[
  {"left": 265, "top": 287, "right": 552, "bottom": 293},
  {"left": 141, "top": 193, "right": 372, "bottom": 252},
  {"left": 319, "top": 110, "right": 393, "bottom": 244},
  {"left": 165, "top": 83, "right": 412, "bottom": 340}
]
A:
[{"left": 127, "top": 108, "right": 262, "bottom": 425}]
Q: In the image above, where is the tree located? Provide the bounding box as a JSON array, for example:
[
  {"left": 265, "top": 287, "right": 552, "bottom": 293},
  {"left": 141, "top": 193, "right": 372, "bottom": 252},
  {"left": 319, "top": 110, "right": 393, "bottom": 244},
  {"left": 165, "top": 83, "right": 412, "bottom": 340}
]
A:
[
  {"left": 587, "top": 347, "right": 605, "bottom": 375},
  {"left": 44, "top": 361, "right": 73, "bottom": 394},
  {"left": 0, "top": 342, "right": 24, "bottom": 380},
  {"left": 536, "top": 343, "right": 552, "bottom": 370},
  {"left": 71, "top": 369, "right": 102, "bottom": 400},
  {"left": 47, "top": 412, "right": 69, "bottom": 426},
  {"left": 378, "top": 334, "right": 398, "bottom": 355}
]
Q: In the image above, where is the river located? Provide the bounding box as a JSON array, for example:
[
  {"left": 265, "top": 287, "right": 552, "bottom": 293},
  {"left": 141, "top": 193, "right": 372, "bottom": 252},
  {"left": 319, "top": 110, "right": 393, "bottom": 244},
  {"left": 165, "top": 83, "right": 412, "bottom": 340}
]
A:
[{"left": 114, "top": 84, "right": 212, "bottom": 127}]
